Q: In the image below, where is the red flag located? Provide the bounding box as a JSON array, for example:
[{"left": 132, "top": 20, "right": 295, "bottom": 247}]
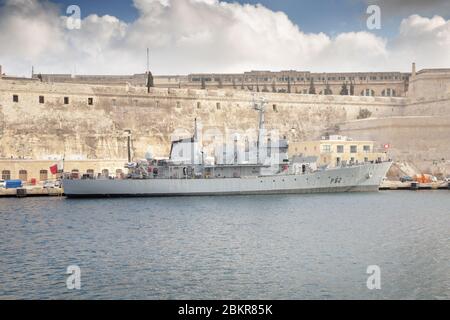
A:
[{"left": 50, "top": 164, "right": 58, "bottom": 175}]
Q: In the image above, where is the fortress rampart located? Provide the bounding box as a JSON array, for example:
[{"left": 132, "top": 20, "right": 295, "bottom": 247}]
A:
[{"left": 0, "top": 66, "right": 449, "bottom": 179}]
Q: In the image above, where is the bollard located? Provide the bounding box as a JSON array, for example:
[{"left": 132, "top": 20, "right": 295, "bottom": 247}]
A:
[{"left": 16, "top": 188, "right": 27, "bottom": 198}]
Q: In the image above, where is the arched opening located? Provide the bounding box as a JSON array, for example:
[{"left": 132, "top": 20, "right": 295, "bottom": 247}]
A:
[
  {"left": 19, "top": 170, "right": 27, "bottom": 181},
  {"left": 86, "top": 169, "right": 94, "bottom": 178},
  {"left": 319, "top": 89, "right": 333, "bottom": 95},
  {"left": 39, "top": 170, "right": 48, "bottom": 181},
  {"left": 361, "top": 89, "right": 375, "bottom": 96}
]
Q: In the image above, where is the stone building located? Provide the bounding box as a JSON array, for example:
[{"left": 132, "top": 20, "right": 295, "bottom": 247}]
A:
[
  {"left": 290, "top": 135, "right": 387, "bottom": 168},
  {"left": 0, "top": 159, "right": 126, "bottom": 184},
  {"left": 34, "top": 69, "right": 410, "bottom": 97}
]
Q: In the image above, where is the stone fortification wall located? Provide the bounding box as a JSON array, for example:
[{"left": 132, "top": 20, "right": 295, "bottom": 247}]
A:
[{"left": 0, "top": 79, "right": 405, "bottom": 161}]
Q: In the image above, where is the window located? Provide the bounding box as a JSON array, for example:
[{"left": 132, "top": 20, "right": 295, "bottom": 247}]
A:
[
  {"left": 64, "top": 97, "right": 69, "bottom": 104},
  {"left": 19, "top": 170, "right": 27, "bottom": 181},
  {"left": 361, "top": 89, "right": 375, "bottom": 96},
  {"left": 197, "top": 102, "right": 201, "bottom": 109},
  {"left": 102, "top": 169, "right": 109, "bottom": 177},
  {"left": 382, "top": 88, "right": 396, "bottom": 97},
  {"left": 364, "top": 157, "right": 369, "bottom": 163},
  {"left": 39, "top": 96, "right": 44, "bottom": 104},
  {"left": 39, "top": 170, "right": 48, "bottom": 181},
  {"left": 350, "top": 145, "right": 357, "bottom": 153},
  {"left": 363, "top": 145, "right": 371, "bottom": 152},
  {"left": 216, "top": 102, "right": 221, "bottom": 110},
  {"left": 2, "top": 170, "right": 11, "bottom": 180},
  {"left": 88, "top": 97, "right": 93, "bottom": 105},
  {"left": 337, "top": 145, "right": 344, "bottom": 153},
  {"left": 273, "top": 104, "right": 277, "bottom": 112},
  {"left": 112, "top": 99, "right": 117, "bottom": 107},
  {"left": 321, "top": 145, "right": 331, "bottom": 153},
  {"left": 71, "top": 169, "right": 79, "bottom": 179},
  {"left": 13, "top": 95, "right": 19, "bottom": 103},
  {"left": 176, "top": 101, "right": 181, "bottom": 108},
  {"left": 86, "top": 169, "right": 94, "bottom": 177}
]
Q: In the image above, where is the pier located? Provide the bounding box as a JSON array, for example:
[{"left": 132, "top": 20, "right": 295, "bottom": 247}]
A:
[
  {"left": 0, "top": 187, "right": 63, "bottom": 198},
  {"left": 1, "top": 181, "right": 448, "bottom": 198},
  {"left": 379, "top": 180, "right": 449, "bottom": 190}
]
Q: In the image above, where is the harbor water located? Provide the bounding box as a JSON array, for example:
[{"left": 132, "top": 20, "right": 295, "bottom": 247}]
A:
[{"left": 0, "top": 191, "right": 449, "bottom": 299}]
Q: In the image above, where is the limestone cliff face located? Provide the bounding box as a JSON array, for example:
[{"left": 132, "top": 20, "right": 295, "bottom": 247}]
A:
[{"left": 0, "top": 80, "right": 405, "bottom": 160}]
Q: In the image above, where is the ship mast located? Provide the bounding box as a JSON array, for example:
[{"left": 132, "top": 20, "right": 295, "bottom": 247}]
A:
[{"left": 253, "top": 96, "right": 267, "bottom": 164}]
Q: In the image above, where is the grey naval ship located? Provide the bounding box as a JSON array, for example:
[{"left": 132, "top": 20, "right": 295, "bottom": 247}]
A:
[{"left": 62, "top": 99, "right": 391, "bottom": 198}]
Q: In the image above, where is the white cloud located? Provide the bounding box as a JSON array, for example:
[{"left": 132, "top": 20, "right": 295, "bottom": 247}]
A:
[
  {"left": 0, "top": 0, "right": 449, "bottom": 77},
  {"left": 390, "top": 15, "right": 450, "bottom": 69}
]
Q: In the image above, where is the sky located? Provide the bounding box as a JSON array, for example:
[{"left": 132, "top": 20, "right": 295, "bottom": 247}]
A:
[{"left": 0, "top": 0, "right": 450, "bottom": 76}]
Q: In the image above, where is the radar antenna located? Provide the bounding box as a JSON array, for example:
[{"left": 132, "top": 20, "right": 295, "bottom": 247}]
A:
[{"left": 252, "top": 95, "right": 268, "bottom": 164}]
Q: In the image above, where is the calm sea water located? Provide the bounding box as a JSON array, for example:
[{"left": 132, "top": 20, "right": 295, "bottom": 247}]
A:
[{"left": 0, "top": 191, "right": 449, "bottom": 300}]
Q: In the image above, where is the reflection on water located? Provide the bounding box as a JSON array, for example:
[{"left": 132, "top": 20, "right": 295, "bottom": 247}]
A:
[{"left": 0, "top": 191, "right": 449, "bottom": 299}]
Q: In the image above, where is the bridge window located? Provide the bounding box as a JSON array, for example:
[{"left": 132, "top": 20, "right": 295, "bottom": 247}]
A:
[{"left": 2, "top": 170, "right": 11, "bottom": 180}]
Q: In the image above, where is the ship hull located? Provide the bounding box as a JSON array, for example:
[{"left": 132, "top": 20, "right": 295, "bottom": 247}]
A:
[{"left": 62, "top": 162, "right": 391, "bottom": 198}]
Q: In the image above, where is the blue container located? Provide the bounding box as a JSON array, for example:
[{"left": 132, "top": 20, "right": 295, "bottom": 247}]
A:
[{"left": 5, "top": 180, "right": 23, "bottom": 189}]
